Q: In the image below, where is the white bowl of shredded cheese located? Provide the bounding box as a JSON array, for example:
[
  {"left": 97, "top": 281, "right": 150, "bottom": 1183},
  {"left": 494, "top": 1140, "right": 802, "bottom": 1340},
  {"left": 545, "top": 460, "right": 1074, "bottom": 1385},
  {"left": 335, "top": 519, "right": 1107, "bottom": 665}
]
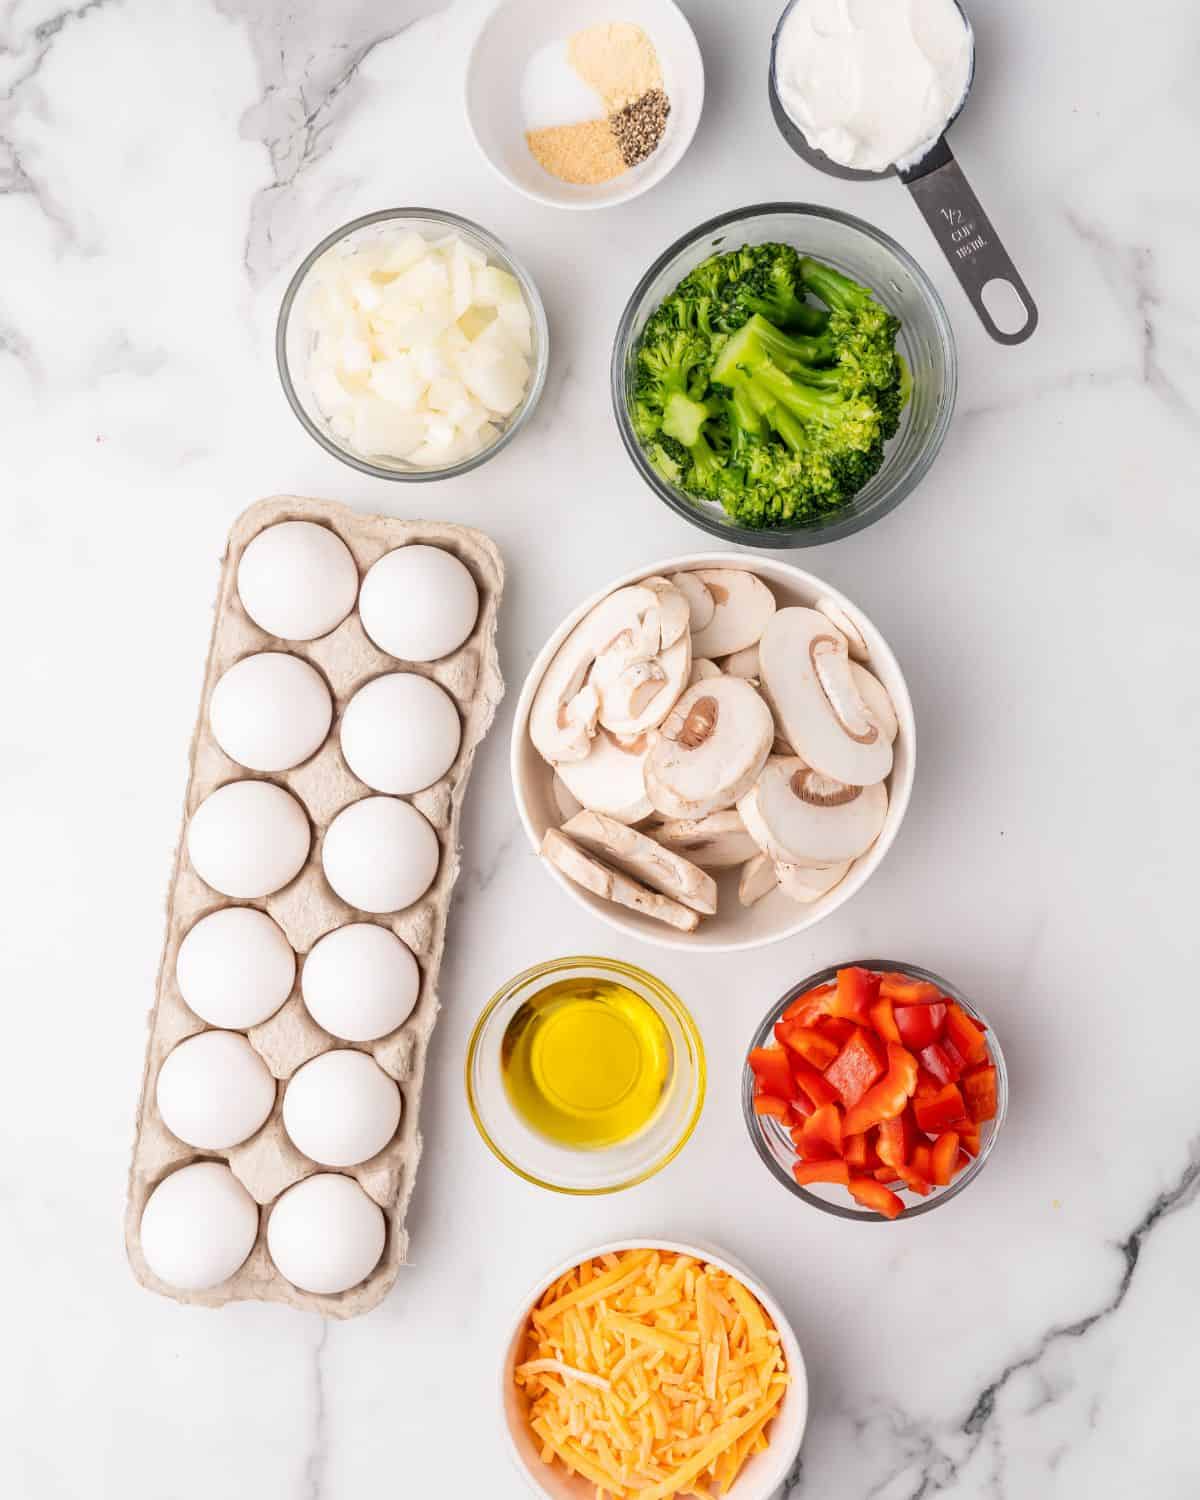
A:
[{"left": 500, "top": 1240, "right": 808, "bottom": 1500}]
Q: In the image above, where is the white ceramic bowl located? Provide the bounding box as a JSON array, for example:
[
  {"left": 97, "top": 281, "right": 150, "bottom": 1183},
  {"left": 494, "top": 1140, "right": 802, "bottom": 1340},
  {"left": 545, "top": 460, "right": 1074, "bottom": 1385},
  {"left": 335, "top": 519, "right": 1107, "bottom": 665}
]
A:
[
  {"left": 500, "top": 1239, "right": 808, "bottom": 1500},
  {"left": 465, "top": 0, "right": 704, "bottom": 211},
  {"left": 512, "top": 554, "right": 915, "bottom": 954}
]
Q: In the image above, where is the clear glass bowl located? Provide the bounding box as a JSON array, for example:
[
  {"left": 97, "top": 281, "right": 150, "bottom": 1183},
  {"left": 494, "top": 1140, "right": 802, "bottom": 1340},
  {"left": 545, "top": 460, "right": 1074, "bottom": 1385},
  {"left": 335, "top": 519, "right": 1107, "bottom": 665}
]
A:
[
  {"left": 742, "top": 961, "right": 1006, "bottom": 1220},
  {"left": 610, "top": 203, "right": 958, "bottom": 547},
  {"left": 276, "top": 208, "right": 549, "bottom": 481},
  {"left": 466, "top": 957, "right": 705, "bottom": 1194}
]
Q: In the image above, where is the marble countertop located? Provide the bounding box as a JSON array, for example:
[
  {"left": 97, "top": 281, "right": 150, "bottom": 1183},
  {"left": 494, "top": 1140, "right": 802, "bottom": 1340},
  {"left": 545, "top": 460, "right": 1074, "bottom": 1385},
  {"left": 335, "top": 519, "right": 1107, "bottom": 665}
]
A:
[{"left": 3, "top": 0, "right": 1198, "bottom": 1495}]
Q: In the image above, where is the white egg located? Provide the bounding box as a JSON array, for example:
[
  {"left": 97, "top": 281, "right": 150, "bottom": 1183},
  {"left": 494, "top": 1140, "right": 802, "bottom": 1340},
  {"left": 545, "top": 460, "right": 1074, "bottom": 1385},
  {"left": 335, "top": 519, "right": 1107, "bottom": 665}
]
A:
[
  {"left": 140, "top": 1162, "right": 259, "bottom": 1291},
  {"left": 282, "top": 1049, "right": 402, "bottom": 1166},
  {"left": 210, "top": 652, "right": 332, "bottom": 772},
  {"left": 321, "top": 796, "right": 438, "bottom": 913},
  {"left": 301, "top": 923, "right": 419, "bottom": 1041},
  {"left": 156, "top": 1030, "right": 276, "bottom": 1150},
  {"left": 187, "top": 780, "right": 311, "bottom": 898},
  {"left": 358, "top": 545, "right": 478, "bottom": 662},
  {"left": 340, "top": 672, "right": 461, "bottom": 794},
  {"left": 267, "top": 1173, "right": 385, "bottom": 1295},
  {"left": 237, "top": 521, "right": 359, "bottom": 641},
  {"left": 176, "top": 907, "right": 295, "bottom": 1029}
]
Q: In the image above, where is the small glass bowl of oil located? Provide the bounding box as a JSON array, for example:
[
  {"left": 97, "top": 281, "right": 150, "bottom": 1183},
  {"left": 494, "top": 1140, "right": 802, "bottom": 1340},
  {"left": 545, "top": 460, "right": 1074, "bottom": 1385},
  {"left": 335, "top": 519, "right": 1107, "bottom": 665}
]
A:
[{"left": 465, "top": 957, "right": 706, "bottom": 1194}]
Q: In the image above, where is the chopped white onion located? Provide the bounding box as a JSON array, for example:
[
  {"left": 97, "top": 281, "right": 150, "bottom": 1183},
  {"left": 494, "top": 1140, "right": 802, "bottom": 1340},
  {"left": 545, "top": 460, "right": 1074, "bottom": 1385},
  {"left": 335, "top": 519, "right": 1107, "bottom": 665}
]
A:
[{"left": 304, "top": 230, "right": 533, "bottom": 468}]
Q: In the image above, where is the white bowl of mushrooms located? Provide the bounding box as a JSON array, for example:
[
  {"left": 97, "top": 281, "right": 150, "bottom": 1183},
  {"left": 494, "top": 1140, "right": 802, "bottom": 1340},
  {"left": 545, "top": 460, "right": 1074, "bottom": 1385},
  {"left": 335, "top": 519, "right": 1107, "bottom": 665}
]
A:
[{"left": 511, "top": 554, "right": 915, "bottom": 952}]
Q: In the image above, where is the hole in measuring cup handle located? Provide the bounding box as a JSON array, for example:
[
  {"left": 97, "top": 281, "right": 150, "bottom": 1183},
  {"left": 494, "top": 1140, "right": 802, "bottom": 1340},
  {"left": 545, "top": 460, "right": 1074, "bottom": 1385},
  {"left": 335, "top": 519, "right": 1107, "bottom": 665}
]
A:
[{"left": 980, "top": 278, "right": 1030, "bottom": 337}]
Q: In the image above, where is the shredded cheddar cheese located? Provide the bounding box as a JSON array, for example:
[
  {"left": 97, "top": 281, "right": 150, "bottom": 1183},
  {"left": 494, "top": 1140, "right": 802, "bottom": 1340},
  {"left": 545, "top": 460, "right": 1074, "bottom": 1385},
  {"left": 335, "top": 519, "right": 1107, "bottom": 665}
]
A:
[{"left": 514, "top": 1250, "right": 789, "bottom": 1500}]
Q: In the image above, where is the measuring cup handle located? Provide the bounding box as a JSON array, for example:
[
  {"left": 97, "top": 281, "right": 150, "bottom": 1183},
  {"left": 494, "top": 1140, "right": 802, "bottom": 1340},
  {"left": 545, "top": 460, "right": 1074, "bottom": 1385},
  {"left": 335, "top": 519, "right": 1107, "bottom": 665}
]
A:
[{"left": 903, "top": 146, "right": 1038, "bottom": 345}]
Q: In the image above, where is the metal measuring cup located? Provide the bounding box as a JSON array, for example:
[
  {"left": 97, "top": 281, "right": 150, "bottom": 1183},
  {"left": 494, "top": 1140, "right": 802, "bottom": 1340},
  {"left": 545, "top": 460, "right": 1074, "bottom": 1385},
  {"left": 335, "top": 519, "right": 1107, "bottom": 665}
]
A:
[{"left": 768, "top": 0, "right": 1037, "bottom": 345}]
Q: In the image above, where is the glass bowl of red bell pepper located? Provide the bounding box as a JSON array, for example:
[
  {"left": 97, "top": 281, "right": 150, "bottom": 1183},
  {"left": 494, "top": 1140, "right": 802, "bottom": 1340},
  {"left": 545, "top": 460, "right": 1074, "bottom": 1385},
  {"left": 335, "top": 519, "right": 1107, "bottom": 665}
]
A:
[{"left": 742, "top": 962, "right": 1006, "bottom": 1220}]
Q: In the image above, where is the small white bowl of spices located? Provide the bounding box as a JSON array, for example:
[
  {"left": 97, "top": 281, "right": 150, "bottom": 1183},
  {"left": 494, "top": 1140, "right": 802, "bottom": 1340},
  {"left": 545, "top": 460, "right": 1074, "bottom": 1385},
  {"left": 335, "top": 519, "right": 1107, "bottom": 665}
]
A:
[{"left": 466, "top": 0, "right": 703, "bottom": 210}]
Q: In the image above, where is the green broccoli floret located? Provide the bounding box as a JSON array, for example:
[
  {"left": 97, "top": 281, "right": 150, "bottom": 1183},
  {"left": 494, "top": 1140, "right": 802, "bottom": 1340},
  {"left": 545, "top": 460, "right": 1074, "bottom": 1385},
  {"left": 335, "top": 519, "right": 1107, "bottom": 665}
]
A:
[
  {"left": 631, "top": 326, "right": 711, "bottom": 446},
  {"left": 724, "top": 244, "right": 830, "bottom": 335},
  {"left": 800, "top": 256, "right": 901, "bottom": 391},
  {"left": 712, "top": 323, "right": 884, "bottom": 456}
]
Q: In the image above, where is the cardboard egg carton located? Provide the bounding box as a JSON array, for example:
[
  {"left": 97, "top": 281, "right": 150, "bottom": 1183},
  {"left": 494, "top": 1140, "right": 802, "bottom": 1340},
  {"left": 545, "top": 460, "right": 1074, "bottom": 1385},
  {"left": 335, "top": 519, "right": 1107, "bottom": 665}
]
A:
[{"left": 125, "top": 496, "right": 504, "bottom": 1316}]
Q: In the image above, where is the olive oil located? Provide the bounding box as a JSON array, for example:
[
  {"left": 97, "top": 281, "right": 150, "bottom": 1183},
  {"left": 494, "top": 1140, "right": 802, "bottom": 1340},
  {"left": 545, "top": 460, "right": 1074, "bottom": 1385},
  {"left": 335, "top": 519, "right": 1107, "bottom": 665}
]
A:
[{"left": 500, "top": 976, "right": 672, "bottom": 1149}]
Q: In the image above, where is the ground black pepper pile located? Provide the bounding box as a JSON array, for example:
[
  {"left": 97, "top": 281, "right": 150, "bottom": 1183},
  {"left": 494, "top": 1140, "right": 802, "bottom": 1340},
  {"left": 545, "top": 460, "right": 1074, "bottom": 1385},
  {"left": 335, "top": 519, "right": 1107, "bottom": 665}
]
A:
[{"left": 610, "top": 87, "right": 671, "bottom": 168}]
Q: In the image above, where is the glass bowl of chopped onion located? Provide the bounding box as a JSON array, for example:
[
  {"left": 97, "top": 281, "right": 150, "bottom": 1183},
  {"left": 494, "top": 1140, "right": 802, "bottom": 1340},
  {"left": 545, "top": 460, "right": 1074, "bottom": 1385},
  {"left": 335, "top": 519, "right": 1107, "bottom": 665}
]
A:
[{"left": 277, "top": 208, "right": 549, "bottom": 480}]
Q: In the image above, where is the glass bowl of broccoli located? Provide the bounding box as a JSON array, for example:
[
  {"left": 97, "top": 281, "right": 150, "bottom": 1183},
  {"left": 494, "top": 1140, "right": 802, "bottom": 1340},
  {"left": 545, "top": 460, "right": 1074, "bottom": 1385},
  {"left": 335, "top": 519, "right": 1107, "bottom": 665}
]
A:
[{"left": 611, "top": 203, "right": 957, "bottom": 546}]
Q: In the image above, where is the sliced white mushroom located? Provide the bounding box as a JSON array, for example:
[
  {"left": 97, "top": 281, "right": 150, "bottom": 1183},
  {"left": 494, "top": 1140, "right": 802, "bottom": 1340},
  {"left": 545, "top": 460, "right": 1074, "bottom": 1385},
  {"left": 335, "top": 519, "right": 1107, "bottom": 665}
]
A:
[
  {"left": 644, "top": 677, "right": 774, "bottom": 820},
  {"left": 757, "top": 608, "right": 893, "bottom": 786},
  {"left": 541, "top": 829, "right": 700, "bottom": 932},
  {"left": 721, "top": 644, "right": 760, "bottom": 681},
  {"left": 561, "top": 810, "right": 716, "bottom": 915},
  {"left": 669, "top": 571, "right": 715, "bottom": 633},
  {"left": 738, "top": 757, "right": 888, "bottom": 867},
  {"left": 739, "top": 852, "right": 779, "bottom": 907},
  {"left": 530, "top": 583, "right": 690, "bottom": 764},
  {"left": 851, "top": 662, "right": 898, "bottom": 744},
  {"left": 592, "top": 632, "right": 691, "bottom": 739},
  {"left": 642, "top": 576, "right": 692, "bottom": 650},
  {"left": 651, "top": 810, "right": 760, "bottom": 869},
  {"left": 776, "top": 859, "right": 851, "bottom": 904},
  {"left": 688, "top": 658, "right": 722, "bottom": 687},
  {"left": 689, "top": 571, "right": 777, "bottom": 659},
  {"left": 551, "top": 772, "right": 583, "bottom": 823},
  {"left": 816, "top": 596, "right": 869, "bottom": 662},
  {"left": 554, "top": 728, "right": 655, "bottom": 826}
]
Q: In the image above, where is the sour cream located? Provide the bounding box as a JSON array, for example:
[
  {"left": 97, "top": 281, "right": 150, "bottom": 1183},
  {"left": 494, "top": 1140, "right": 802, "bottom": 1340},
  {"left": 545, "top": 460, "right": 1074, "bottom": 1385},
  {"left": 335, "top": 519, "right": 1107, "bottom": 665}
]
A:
[{"left": 774, "top": 0, "right": 972, "bottom": 173}]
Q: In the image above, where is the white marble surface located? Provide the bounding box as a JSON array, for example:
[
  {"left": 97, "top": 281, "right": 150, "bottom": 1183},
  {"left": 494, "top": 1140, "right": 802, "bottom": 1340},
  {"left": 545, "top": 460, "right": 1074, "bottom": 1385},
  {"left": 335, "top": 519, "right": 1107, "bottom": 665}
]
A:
[{"left": 2, "top": 0, "right": 1198, "bottom": 1495}]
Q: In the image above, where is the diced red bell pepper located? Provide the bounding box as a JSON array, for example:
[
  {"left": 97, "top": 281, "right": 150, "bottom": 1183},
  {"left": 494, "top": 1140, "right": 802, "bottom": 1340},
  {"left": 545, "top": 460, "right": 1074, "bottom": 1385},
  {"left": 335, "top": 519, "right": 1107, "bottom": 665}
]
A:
[
  {"left": 879, "top": 973, "right": 942, "bottom": 1005},
  {"left": 894, "top": 1001, "right": 947, "bottom": 1049},
  {"left": 781, "top": 982, "right": 836, "bottom": 1025},
  {"left": 941, "top": 1035, "right": 968, "bottom": 1075},
  {"left": 843, "top": 1131, "right": 867, "bottom": 1168},
  {"left": 944, "top": 1003, "right": 989, "bottom": 1065},
  {"left": 752, "top": 1095, "right": 791, "bottom": 1121},
  {"left": 748, "top": 1046, "right": 793, "bottom": 1100},
  {"left": 930, "top": 1131, "right": 959, "bottom": 1186},
  {"left": 843, "top": 1131, "right": 881, "bottom": 1171},
  {"left": 795, "top": 1102, "right": 843, "bottom": 1161},
  {"left": 815, "top": 1015, "right": 855, "bottom": 1045},
  {"left": 876, "top": 1106, "right": 920, "bottom": 1169},
  {"left": 790, "top": 1056, "right": 840, "bottom": 1110},
  {"left": 874, "top": 1167, "right": 904, "bottom": 1185},
  {"left": 842, "top": 1043, "right": 919, "bottom": 1135},
  {"left": 792, "top": 1159, "right": 850, "bottom": 1187},
  {"left": 962, "top": 1064, "right": 998, "bottom": 1122},
  {"left": 958, "top": 1119, "right": 982, "bottom": 1156},
  {"left": 956, "top": 1149, "right": 972, "bottom": 1171},
  {"left": 831, "top": 965, "right": 881, "bottom": 1024},
  {"left": 918, "top": 1041, "right": 963, "bottom": 1086},
  {"left": 788, "top": 1094, "right": 814, "bottom": 1122},
  {"left": 824, "top": 1027, "right": 887, "bottom": 1108},
  {"left": 914, "top": 1065, "right": 944, "bottom": 1098},
  {"left": 913, "top": 1082, "right": 967, "bottom": 1135},
  {"left": 868, "top": 997, "right": 901, "bottom": 1044},
  {"left": 849, "top": 1176, "right": 904, "bottom": 1219},
  {"left": 775, "top": 1020, "right": 839, "bottom": 1071}
]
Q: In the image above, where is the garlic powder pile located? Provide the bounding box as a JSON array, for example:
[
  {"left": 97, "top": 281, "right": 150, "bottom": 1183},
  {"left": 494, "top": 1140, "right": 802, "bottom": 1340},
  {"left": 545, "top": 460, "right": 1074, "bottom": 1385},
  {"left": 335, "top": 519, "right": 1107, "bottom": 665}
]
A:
[{"left": 522, "top": 22, "right": 671, "bottom": 186}]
